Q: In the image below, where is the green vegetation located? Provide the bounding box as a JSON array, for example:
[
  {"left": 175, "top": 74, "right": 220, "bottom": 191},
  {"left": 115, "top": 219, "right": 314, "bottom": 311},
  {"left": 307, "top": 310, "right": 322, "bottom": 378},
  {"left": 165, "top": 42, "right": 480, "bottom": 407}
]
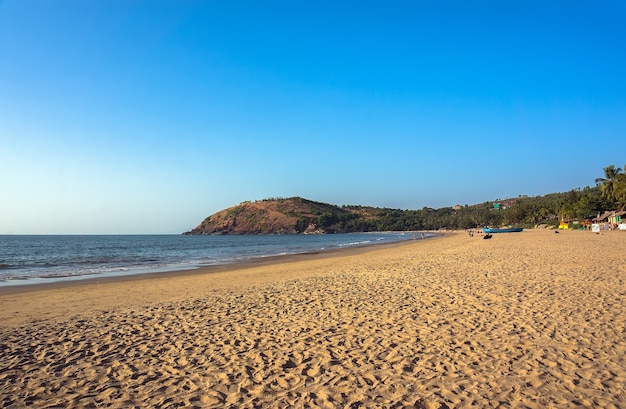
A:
[
  {"left": 595, "top": 164, "right": 626, "bottom": 209},
  {"left": 226, "top": 207, "right": 244, "bottom": 218},
  {"left": 191, "top": 165, "right": 625, "bottom": 234},
  {"left": 308, "top": 164, "right": 625, "bottom": 232}
]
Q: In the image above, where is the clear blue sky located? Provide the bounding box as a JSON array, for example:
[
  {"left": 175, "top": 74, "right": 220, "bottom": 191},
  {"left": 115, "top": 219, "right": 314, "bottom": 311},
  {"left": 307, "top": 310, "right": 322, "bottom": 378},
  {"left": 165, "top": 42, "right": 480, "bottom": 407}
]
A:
[{"left": 1, "top": 1, "right": 625, "bottom": 234}]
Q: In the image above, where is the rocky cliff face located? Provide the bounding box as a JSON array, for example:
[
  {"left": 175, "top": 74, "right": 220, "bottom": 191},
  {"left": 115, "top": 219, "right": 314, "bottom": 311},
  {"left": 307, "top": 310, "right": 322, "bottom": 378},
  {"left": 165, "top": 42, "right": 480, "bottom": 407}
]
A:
[{"left": 184, "top": 197, "right": 345, "bottom": 235}]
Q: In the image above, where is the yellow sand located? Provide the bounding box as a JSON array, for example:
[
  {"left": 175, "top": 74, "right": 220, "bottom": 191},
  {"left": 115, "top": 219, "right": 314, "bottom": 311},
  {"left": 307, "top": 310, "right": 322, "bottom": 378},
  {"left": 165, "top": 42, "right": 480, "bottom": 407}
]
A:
[{"left": 1, "top": 230, "right": 625, "bottom": 408}]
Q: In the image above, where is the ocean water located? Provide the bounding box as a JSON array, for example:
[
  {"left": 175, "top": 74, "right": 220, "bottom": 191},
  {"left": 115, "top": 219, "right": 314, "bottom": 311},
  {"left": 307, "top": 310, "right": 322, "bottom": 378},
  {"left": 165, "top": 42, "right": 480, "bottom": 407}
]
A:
[{"left": 0, "top": 232, "right": 429, "bottom": 286}]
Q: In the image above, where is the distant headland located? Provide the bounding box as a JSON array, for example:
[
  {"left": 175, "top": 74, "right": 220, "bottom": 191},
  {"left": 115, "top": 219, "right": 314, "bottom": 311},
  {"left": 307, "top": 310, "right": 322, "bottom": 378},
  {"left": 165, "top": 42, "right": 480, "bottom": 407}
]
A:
[{"left": 184, "top": 165, "right": 626, "bottom": 234}]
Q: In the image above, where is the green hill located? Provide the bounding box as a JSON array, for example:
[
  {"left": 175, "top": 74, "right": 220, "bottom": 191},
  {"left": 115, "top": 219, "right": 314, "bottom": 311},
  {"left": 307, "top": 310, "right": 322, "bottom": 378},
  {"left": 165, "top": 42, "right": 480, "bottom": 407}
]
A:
[{"left": 184, "top": 184, "right": 615, "bottom": 235}]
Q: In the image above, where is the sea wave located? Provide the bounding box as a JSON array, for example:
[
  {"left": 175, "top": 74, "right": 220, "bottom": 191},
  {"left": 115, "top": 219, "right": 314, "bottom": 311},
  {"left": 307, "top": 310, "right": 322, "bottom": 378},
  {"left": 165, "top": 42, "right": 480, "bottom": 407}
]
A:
[
  {"left": 0, "top": 233, "right": 419, "bottom": 286},
  {"left": 338, "top": 240, "right": 373, "bottom": 247}
]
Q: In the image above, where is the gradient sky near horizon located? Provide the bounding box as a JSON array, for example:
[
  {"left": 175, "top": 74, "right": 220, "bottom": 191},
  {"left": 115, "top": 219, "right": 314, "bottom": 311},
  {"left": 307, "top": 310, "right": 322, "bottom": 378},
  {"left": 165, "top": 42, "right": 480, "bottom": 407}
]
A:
[{"left": 1, "top": 1, "right": 625, "bottom": 234}]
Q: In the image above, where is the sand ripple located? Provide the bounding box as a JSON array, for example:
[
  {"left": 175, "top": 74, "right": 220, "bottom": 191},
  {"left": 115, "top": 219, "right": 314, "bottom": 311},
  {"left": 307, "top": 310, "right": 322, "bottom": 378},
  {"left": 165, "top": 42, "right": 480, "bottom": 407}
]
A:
[{"left": 1, "top": 230, "right": 626, "bottom": 408}]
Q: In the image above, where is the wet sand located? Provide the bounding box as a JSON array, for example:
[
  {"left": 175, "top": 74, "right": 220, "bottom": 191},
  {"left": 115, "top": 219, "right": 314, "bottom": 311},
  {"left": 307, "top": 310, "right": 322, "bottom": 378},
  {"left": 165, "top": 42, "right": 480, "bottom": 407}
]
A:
[{"left": 1, "top": 230, "right": 625, "bottom": 408}]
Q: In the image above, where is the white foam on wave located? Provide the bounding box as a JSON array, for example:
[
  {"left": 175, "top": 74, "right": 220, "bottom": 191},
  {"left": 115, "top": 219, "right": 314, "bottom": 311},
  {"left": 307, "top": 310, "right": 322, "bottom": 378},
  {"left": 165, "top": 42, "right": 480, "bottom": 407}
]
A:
[
  {"left": 338, "top": 240, "right": 372, "bottom": 247},
  {"left": 0, "top": 233, "right": 419, "bottom": 287}
]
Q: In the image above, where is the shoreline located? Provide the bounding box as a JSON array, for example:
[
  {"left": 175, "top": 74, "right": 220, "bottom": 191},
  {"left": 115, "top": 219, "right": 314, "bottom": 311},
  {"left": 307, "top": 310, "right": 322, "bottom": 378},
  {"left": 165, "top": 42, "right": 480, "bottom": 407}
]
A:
[
  {"left": 0, "top": 233, "right": 447, "bottom": 327},
  {"left": 0, "top": 233, "right": 438, "bottom": 296},
  {"left": 0, "top": 231, "right": 435, "bottom": 290},
  {"left": 2, "top": 229, "right": 625, "bottom": 408}
]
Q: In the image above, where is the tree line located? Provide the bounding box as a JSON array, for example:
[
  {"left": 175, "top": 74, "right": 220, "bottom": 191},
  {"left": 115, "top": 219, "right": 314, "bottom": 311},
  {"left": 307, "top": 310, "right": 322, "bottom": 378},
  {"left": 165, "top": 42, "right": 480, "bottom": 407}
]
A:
[{"left": 316, "top": 164, "right": 625, "bottom": 232}]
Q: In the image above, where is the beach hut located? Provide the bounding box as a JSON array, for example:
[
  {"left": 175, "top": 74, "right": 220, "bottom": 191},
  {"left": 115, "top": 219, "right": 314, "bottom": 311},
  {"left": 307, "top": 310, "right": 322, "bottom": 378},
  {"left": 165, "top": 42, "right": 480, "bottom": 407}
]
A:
[
  {"left": 593, "top": 210, "right": 626, "bottom": 230},
  {"left": 608, "top": 210, "right": 625, "bottom": 225}
]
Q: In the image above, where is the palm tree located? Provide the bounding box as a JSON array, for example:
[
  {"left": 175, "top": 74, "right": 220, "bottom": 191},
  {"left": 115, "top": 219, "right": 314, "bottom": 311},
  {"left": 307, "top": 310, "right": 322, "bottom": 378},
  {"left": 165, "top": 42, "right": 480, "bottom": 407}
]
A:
[
  {"left": 614, "top": 170, "right": 626, "bottom": 209},
  {"left": 595, "top": 165, "right": 623, "bottom": 204}
]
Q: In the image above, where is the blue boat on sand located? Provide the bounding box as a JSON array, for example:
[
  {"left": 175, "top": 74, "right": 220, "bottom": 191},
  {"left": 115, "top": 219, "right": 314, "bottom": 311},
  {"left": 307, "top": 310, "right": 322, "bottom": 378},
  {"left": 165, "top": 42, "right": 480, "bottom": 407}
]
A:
[{"left": 482, "top": 227, "right": 523, "bottom": 233}]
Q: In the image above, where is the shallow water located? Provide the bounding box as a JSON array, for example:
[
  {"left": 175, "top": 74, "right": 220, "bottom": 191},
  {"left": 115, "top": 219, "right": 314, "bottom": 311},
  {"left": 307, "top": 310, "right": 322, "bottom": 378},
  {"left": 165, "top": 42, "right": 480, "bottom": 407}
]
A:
[{"left": 0, "top": 232, "right": 429, "bottom": 285}]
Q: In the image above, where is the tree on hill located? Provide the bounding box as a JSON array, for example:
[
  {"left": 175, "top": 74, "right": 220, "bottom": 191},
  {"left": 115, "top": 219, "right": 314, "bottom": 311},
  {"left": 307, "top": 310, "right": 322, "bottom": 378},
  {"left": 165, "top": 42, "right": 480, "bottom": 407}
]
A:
[{"left": 187, "top": 165, "right": 624, "bottom": 234}]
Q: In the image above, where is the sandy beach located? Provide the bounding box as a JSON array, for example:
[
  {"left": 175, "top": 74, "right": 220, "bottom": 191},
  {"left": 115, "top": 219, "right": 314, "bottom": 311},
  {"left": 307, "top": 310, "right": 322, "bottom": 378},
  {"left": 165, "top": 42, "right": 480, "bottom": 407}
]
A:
[{"left": 1, "top": 230, "right": 625, "bottom": 408}]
